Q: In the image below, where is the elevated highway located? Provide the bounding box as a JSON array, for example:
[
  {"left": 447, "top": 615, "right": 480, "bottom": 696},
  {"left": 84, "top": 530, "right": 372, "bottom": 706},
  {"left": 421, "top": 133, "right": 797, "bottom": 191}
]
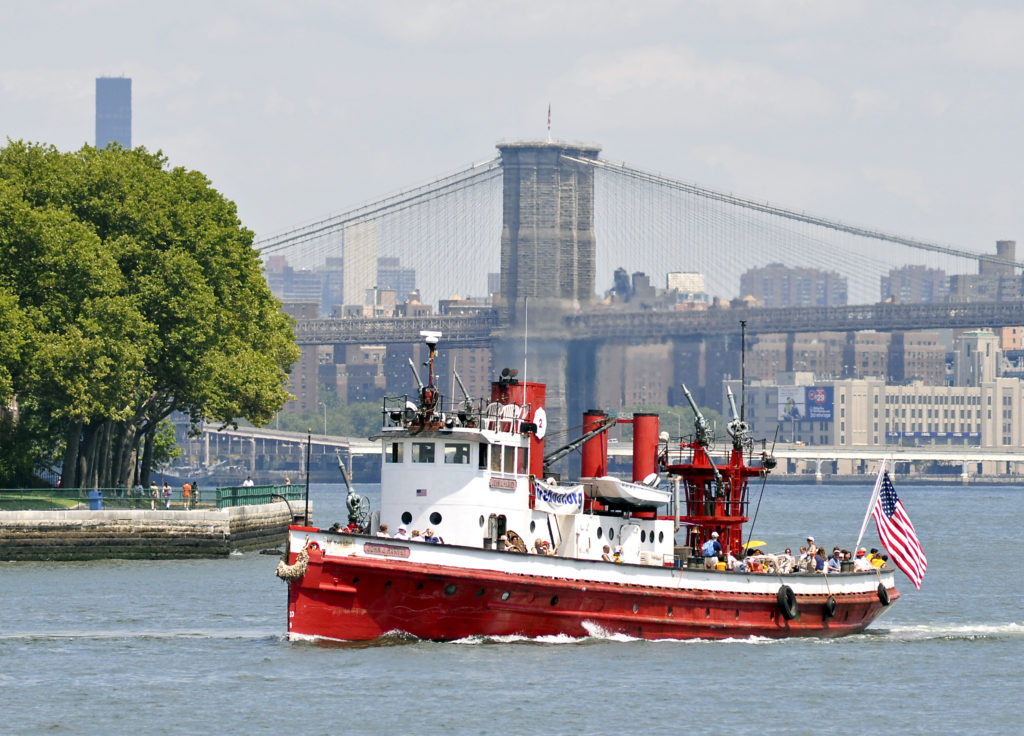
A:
[{"left": 292, "top": 300, "right": 1024, "bottom": 346}]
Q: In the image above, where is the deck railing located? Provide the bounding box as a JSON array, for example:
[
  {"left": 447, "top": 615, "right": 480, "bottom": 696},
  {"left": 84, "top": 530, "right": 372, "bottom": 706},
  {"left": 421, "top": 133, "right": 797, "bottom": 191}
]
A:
[{"left": 0, "top": 485, "right": 303, "bottom": 511}]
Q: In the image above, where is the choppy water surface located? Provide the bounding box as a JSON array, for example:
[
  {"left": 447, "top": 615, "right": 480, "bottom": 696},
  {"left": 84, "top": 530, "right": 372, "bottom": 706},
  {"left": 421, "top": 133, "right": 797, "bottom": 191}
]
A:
[{"left": 2, "top": 482, "right": 1021, "bottom": 735}]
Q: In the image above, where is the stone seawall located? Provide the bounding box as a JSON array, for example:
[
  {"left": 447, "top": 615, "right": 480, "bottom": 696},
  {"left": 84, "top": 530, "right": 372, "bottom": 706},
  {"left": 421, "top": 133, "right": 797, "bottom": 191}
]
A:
[{"left": 0, "top": 502, "right": 306, "bottom": 561}]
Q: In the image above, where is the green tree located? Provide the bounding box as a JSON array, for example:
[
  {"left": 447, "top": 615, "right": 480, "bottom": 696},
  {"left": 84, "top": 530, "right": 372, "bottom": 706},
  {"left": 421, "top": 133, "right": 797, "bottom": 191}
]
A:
[{"left": 0, "top": 141, "right": 300, "bottom": 487}]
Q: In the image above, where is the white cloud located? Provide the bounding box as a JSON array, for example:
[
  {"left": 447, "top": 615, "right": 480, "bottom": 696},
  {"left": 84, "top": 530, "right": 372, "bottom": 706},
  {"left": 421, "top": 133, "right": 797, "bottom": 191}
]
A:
[{"left": 945, "top": 8, "right": 1024, "bottom": 68}]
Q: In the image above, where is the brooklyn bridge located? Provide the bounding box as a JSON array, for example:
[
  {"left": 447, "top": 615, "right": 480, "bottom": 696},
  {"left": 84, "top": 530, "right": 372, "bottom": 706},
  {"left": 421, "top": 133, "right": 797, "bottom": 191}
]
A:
[{"left": 253, "top": 140, "right": 1024, "bottom": 432}]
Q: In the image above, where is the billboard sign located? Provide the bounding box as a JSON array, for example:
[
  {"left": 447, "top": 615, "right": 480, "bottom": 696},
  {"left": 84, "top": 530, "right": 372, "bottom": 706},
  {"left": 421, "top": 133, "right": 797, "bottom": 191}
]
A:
[{"left": 804, "top": 386, "right": 834, "bottom": 421}]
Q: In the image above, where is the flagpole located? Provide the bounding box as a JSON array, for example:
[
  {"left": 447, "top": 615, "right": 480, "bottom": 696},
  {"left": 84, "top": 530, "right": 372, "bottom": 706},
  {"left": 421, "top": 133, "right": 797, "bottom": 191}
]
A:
[
  {"left": 854, "top": 458, "right": 886, "bottom": 552},
  {"left": 547, "top": 103, "right": 551, "bottom": 143}
]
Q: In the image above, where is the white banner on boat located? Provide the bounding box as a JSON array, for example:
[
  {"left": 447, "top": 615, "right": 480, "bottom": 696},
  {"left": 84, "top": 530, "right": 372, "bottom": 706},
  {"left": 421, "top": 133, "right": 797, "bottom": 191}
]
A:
[{"left": 533, "top": 479, "right": 584, "bottom": 515}]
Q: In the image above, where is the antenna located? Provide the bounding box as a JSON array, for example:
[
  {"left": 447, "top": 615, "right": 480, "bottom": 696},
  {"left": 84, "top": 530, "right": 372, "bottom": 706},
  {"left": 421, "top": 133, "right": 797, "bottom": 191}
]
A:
[
  {"left": 546, "top": 103, "right": 551, "bottom": 143},
  {"left": 740, "top": 319, "right": 747, "bottom": 422}
]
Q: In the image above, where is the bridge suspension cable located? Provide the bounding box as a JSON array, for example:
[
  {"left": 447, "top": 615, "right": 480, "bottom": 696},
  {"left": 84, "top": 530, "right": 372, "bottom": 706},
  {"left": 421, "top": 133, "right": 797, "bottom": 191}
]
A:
[
  {"left": 563, "top": 154, "right": 1022, "bottom": 271},
  {"left": 254, "top": 157, "right": 502, "bottom": 254}
]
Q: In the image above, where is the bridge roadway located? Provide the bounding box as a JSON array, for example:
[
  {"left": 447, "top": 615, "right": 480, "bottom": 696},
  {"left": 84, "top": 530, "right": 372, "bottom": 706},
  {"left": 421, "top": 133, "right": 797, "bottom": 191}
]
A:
[
  {"left": 293, "top": 300, "right": 1024, "bottom": 345},
  {"left": 209, "top": 427, "right": 1024, "bottom": 478}
]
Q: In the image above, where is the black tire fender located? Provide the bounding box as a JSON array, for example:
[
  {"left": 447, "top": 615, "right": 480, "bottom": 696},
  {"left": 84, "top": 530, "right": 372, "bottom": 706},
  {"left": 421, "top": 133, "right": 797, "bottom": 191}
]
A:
[
  {"left": 877, "top": 583, "right": 890, "bottom": 606},
  {"left": 777, "top": 585, "right": 799, "bottom": 620},
  {"left": 823, "top": 595, "right": 837, "bottom": 620}
]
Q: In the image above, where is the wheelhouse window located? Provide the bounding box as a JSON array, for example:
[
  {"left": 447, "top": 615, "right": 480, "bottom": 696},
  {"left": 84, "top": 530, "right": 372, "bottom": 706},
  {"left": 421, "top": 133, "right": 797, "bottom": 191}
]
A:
[
  {"left": 490, "top": 444, "right": 502, "bottom": 472},
  {"left": 444, "top": 443, "right": 470, "bottom": 464},
  {"left": 386, "top": 442, "right": 404, "bottom": 463},
  {"left": 503, "top": 445, "right": 515, "bottom": 474},
  {"left": 412, "top": 442, "right": 435, "bottom": 463},
  {"left": 478, "top": 443, "right": 488, "bottom": 469}
]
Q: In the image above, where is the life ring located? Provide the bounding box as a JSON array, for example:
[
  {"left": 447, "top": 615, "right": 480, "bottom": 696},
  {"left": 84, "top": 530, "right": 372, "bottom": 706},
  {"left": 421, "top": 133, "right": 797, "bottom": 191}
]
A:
[
  {"left": 877, "top": 583, "right": 890, "bottom": 606},
  {"left": 777, "top": 585, "right": 799, "bottom": 620},
  {"left": 823, "top": 595, "right": 837, "bottom": 620}
]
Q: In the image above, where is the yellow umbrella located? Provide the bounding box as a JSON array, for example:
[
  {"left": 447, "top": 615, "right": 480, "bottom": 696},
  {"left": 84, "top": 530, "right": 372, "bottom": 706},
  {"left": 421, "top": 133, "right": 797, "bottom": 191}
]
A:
[{"left": 742, "top": 540, "right": 767, "bottom": 549}]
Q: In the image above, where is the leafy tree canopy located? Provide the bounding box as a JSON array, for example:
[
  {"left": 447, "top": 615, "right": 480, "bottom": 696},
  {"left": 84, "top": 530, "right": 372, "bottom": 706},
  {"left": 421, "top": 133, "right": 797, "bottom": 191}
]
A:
[{"left": 0, "top": 140, "right": 300, "bottom": 486}]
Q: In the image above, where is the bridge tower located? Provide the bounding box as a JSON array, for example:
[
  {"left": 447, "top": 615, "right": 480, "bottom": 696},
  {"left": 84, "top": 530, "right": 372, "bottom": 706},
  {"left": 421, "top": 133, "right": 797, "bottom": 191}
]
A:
[
  {"left": 494, "top": 142, "right": 601, "bottom": 450},
  {"left": 496, "top": 141, "right": 600, "bottom": 325}
]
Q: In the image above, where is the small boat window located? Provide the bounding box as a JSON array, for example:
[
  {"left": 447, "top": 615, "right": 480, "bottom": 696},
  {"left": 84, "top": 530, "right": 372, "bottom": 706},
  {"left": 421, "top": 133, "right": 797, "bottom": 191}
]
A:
[
  {"left": 444, "top": 443, "right": 471, "bottom": 464},
  {"left": 412, "top": 442, "right": 435, "bottom": 463},
  {"left": 490, "top": 444, "right": 502, "bottom": 472},
  {"left": 386, "top": 442, "right": 404, "bottom": 463},
  {"left": 518, "top": 447, "right": 529, "bottom": 473},
  {"left": 478, "top": 443, "right": 488, "bottom": 469},
  {"left": 503, "top": 445, "right": 515, "bottom": 474}
]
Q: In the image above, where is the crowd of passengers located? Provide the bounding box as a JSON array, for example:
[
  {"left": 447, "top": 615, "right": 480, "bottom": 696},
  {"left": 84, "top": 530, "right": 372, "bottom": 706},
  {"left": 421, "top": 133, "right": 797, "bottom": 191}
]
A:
[{"left": 702, "top": 533, "right": 889, "bottom": 573}]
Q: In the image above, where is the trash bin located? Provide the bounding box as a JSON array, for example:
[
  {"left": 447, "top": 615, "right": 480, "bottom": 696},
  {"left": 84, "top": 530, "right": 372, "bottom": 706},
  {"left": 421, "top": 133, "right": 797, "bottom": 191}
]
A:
[{"left": 88, "top": 490, "right": 103, "bottom": 510}]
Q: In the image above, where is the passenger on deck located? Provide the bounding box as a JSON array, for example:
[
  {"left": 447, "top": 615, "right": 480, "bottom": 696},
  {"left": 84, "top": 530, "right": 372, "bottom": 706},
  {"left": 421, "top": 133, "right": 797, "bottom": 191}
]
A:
[
  {"left": 613, "top": 546, "right": 623, "bottom": 563},
  {"left": 532, "top": 538, "right": 545, "bottom": 554},
  {"left": 541, "top": 541, "right": 556, "bottom": 556},
  {"left": 410, "top": 529, "right": 422, "bottom": 541},
  {"left": 701, "top": 531, "right": 723, "bottom": 569},
  {"left": 854, "top": 548, "right": 873, "bottom": 571},
  {"left": 827, "top": 549, "right": 842, "bottom": 573},
  {"left": 810, "top": 548, "right": 825, "bottom": 573},
  {"left": 601, "top": 544, "right": 613, "bottom": 562},
  {"left": 377, "top": 524, "right": 391, "bottom": 538},
  {"left": 423, "top": 528, "right": 442, "bottom": 544},
  {"left": 797, "top": 545, "right": 809, "bottom": 566},
  {"left": 806, "top": 536, "right": 818, "bottom": 556},
  {"left": 500, "top": 535, "right": 513, "bottom": 551},
  {"left": 394, "top": 526, "right": 409, "bottom": 540}
]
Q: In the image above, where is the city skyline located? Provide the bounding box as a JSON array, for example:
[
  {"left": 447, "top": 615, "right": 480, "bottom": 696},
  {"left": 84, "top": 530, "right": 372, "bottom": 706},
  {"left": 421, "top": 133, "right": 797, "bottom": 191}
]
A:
[{"left": 3, "top": 2, "right": 1023, "bottom": 258}]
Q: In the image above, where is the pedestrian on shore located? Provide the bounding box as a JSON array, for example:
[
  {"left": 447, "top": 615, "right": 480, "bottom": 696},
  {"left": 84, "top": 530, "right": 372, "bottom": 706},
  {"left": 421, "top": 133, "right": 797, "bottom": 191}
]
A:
[
  {"left": 192, "top": 482, "right": 199, "bottom": 508},
  {"left": 182, "top": 482, "right": 192, "bottom": 510}
]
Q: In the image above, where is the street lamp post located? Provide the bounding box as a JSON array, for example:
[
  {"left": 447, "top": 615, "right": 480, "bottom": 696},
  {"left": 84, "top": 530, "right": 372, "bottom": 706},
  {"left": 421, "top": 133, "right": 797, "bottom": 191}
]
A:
[{"left": 319, "top": 402, "right": 327, "bottom": 436}]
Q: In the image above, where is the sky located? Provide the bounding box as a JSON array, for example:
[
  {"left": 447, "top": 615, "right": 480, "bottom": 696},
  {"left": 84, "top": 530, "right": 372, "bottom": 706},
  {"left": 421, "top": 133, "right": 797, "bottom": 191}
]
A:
[{"left": 3, "top": 0, "right": 1023, "bottom": 255}]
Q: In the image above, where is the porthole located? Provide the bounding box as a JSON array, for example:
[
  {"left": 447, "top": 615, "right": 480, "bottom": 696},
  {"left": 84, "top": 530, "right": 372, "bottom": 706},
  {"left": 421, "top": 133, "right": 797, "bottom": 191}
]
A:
[
  {"left": 530, "top": 520, "right": 536, "bottom": 533},
  {"left": 597, "top": 527, "right": 603, "bottom": 540},
  {"left": 632, "top": 603, "right": 638, "bottom": 614},
  {"left": 641, "top": 530, "right": 647, "bottom": 543},
  {"left": 430, "top": 511, "right": 442, "bottom": 525},
  {"left": 444, "top": 584, "right": 457, "bottom": 596},
  {"left": 479, "top": 515, "right": 485, "bottom": 527},
  {"left": 476, "top": 588, "right": 485, "bottom": 597},
  {"left": 352, "top": 577, "right": 359, "bottom": 584},
  {"left": 384, "top": 581, "right": 392, "bottom": 589},
  {"left": 667, "top": 605, "right": 673, "bottom": 617},
  {"left": 705, "top": 608, "right": 710, "bottom": 618},
  {"left": 550, "top": 596, "right": 559, "bottom": 606},
  {"left": 416, "top": 583, "right": 424, "bottom": 591},
  {"left": 658, "top": 531, "right": 664, "bottom": 543},
  {"left": 609, "top": 528, "right": 615, "bottom": 541},
  {"left": 401, "top": 511, "right": 412, "bottom": 524},
  {"left": 501, "top": 591, "right": 510, "bottom": 601}
]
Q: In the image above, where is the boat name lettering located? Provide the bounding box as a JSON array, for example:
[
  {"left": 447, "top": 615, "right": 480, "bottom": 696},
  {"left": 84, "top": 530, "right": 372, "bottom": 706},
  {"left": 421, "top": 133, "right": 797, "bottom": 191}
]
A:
[
  {"left": 363, "top": 543, "right": 411, "bottom": 559},
  {"left": 489, "top": 478, "right": 517, "bottom": 490},
  {"left": 535, "top": 486, "right": 583, "bottom": 507}
]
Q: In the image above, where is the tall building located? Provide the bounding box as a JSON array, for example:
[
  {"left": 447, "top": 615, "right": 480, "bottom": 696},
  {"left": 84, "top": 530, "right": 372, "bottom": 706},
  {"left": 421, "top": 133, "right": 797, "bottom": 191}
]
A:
[
  {"left": 343, "top": 222, "right": 378, "bottom": 309},
  {"left": 739, "top": 263, "right": 847, "bottom": 308},
  {"left": 377, "top": 257, "right": 416, "bottom": 301},
  {"left": 95, "top": 77, "right": 131, "bottom": 148},
  {"left": 880, "top": 265, "right": 948, "bottom": 303}
]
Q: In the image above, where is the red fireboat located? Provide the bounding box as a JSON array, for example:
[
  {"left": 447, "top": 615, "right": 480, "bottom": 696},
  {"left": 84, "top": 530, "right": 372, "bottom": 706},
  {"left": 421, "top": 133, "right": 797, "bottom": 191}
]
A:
[{"left": 278, "top": 331, "right": 898, "bottom": 641}]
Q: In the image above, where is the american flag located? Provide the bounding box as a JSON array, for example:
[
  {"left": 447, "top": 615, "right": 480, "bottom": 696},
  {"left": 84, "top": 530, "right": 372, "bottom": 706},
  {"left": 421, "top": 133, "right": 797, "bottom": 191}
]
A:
[
  {"left": 416, "top": 488, "right": 427, "bottom": 497},
  {"left": 872, "top": 472, "right": 927, "bottom": 589}
]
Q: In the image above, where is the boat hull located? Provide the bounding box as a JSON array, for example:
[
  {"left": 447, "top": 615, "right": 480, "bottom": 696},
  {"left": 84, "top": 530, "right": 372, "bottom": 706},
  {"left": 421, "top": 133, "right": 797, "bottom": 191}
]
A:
[{"left": 284, "top": 531, "right": 899, "bottom": 642}]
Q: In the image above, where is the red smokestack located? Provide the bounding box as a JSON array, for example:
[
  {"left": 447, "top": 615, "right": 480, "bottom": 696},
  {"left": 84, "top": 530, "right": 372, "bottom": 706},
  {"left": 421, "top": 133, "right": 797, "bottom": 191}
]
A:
[
  {"left": 581, "top": 410, "right": 608, "bottom": 478},
  {"left": 632, "top": 413, "right": 659, "bottom": 482}
]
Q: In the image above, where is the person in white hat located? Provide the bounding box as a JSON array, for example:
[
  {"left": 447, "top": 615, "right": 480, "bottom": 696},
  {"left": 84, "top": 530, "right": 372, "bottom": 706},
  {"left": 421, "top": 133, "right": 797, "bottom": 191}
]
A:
[
  {"left": 701, "top": 531, "right": 723, "bottom": 569},
  {"left": 394, "top": 526, "right": 409, "bottom": 540}
]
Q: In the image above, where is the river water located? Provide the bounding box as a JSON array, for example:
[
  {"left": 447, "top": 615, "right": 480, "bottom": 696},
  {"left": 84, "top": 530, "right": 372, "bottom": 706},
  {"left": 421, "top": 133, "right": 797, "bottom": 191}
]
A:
[{"left": 2, "top": 482, "right": 1021, "bottom": 735}]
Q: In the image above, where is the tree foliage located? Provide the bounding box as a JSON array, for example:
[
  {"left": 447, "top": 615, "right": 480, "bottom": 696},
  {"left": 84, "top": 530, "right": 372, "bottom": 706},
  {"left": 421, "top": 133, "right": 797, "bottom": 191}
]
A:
[{"left": 0, "top": 141, "right": 300, "bottom": 487}]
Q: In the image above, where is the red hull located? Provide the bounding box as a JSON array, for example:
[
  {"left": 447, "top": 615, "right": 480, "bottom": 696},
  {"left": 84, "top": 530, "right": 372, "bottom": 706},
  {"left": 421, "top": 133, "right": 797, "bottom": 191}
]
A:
[{"left": 286, "top": 544, "right": 899, "bottom": 642}]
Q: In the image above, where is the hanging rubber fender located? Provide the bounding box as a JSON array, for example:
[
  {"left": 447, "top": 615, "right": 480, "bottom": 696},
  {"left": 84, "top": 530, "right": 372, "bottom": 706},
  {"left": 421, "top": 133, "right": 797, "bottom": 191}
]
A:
[
  {"left": 877, "top": 583, "right": 890, "bottom": 606},
  {"left": 823, "top": 595, "right": 837, "bottom": 620},
  {"left": 777, "top": 585, "right": 799, "bottom": 620}
]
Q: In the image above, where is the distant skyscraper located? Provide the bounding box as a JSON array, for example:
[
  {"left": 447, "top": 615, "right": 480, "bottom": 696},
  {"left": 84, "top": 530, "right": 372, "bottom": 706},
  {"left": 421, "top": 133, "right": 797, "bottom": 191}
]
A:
[{"left": 95, "top": 77, "right": 131, "bottom": 148}]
